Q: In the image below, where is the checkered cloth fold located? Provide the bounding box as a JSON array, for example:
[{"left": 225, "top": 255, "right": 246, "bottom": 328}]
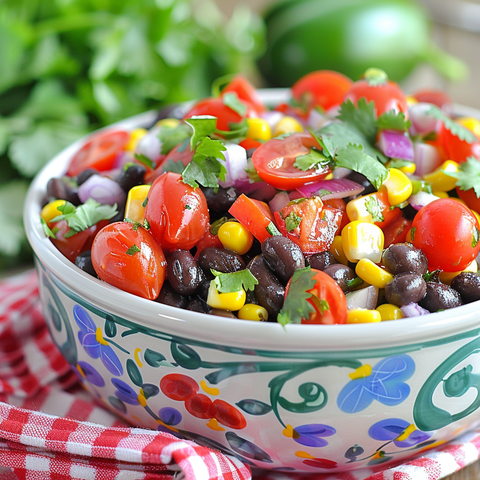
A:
[{"left": 1, "top": 269, "right": 480, "bottom": 480}]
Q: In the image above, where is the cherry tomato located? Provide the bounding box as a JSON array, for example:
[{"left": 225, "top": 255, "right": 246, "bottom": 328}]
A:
[
  {"left": 221, "top": 75, "right": 266, "bottom": 114},
  {"left": 67, "top": 130, "right": 130, "bottom": 177},
  {"left": 411, "top": 198, "right": 480, "bottom": 272},
  {"left": 274, "top": 197, "right": 343, "bottom": 254},
  {"left": 437, "top": 121, "right": 480, "bottom": 163},
  {"left": 291, "top": 70, "right": 353, "bottom": 112},
  {"left": 382, "top": 215, "right": 412, "bottom": 248},
  {"left": 251, "top": 132, "right": 331, "bottom": 190},
  {"left": 285, "top": 268, "right": 347, "bottom": 324},
  {"left": 91, "top": 221, "right": 166, "bottom": 300},
  {"left": 412, "top": 89, "right": 452, "bottom": 111},
  {"left": 194, "top": 228, "right": 223, "bottom": 259},
  {"left": 183, "top": 97, "right": 251, "bottom": 132},
  {"left": 343, "top": 70, "right": 408, "bottom": 118},
  {"left": 456, "top": 187, "right": 480, "bottom": 213},
  {"left": 144, "top": 172, "right": 209, "bottom": 252}
]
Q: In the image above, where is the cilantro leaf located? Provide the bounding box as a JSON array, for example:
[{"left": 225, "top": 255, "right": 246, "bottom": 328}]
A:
[
  {"left": 222, "top": 92, "right": 247, "bottom": 117},
  {"left": 134, "top": 153, "right": 155, "bottom": 170},
  {"left": 365, "top": 196, "right": 384, "bottom": 222},
  {"left": 215, "top": 119, "right": 249, "bottom": 140},
  {"left": 158, "top": 123, "right": 191, "bottom": 155},
  {"left": 51, "top": 198, "right": 118, "bottom": 237},
  {"left": 184, "top": 116, "right": 217, "bottom": 149},
  {"left": 211, "top": 268, "right": 258, "bottom": 293},
  {"left": 285, "top": 212, "right": 302, "bottom": 232},
  {"left": 335, "top": 144, "right": 388, "bottom": 190},
  {"left": 41, "top": 217, "right": 57, "bottom": 239},
  {"left": 445, "top": 156, "right": 480, "bottom": 196},
  {"left": 309, "top": 129, "right": 336, "bottom": 158},
  {"left": 126, "top": 244, "right": 141, "bottom": 256},
  {"left": 376, "top": 110, "right": 411, "bottom": 132},
  {"left": 266, "top": 222, "right": 282, "bottom": 236},
  {"left": 293, "top": 148, "right": 330, "bottom": 172},
  {"left": 337, "top": 98, "right": 377, "bottom": 143},
  {"left": 162, "top": 158, "right": 186, "bottom": 174},
  {"left": 277, "top": 267, "right": 317, "bottom": 327},
  {"left": 426, "top": 106, "right": 477, "bottom": 143}
]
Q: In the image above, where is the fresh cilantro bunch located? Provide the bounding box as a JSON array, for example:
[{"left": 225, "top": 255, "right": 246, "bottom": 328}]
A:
[{"left": 0, "top": 0, "right": 265, "bottom": 271}]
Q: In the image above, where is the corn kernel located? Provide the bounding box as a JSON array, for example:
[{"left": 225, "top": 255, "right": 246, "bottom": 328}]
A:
[
  {"left": 125, "top": 185, "right": 151, "bottom": 223},
  {"left": 155, "top": 118, "right": 181, "bottom": 128},
  {"left": 330, "top": 235, "right": 348, "bottom": 265},
  {"left": 355, "top": 258, "right": 394, "bottom": 289},
  {"left": 347, "top": 309, "right": 382, "bottom": 324},
  {"left": 341, "top": 221, "right": 384, "bottom": 264},
  {"left": 376, "top": 304, "right": 404, "bottom": 321},
  {"left": 423, "top": 160, "right": 459, "bottom": 192},
  {"left": 406, "top": 96, "right": 418, "bottom": 107},
  {"left": 472, "top": 210, "right": 480, "bottom": 225},
  {"left": 439, "top": 260, "right": 478, "bottom": 284},
  {"left": 126, "top": 128, "right": 148, "bottom": 151},
  {"left": 432, "top": 190, "right": 449, "bottom": 199},
  {"left": 382, "top": 168, "right": 413, "bottom": 206},
  {"left": 41, "top": 199, "right": 67, "bottom": 223},
  {"left": 218, "top": 221, "right": 254, "bottom": 255},
  {"left": 246, "top": 118, "right": 272, "bottom": 141},
  {"left": 238, "top": 304, "right": 269, "bottom": 321},
  {"left": 207, "top": 281, "right": 246, "bottom": 311},
  {"left": 272, "top": 116, "right": 303, "bottom": 137},
  {"left": 456, "top": 117, "right": 480, "bottom": 138}
]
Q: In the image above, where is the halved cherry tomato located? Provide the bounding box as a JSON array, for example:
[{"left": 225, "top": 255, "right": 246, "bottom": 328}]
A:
[
  {"left": 274, "top": 197, "right": 343, "bottom": 254},
  {"left": 411, "top": 198, "right": 480, "bottom": 272},
  {"left": 437, "top": 121, "right": 480, "bottom": 163},
  {"left": 144, "top": 172, "right": 209, "bottom": 252},
  {"left": 382, "top": 215, "right": 412, "bottom": 248},
  {"left": 456, "top": 187, "right": 480, "bottom": 213},
  {"left": 239, "top": 138, "right": 262, "bottom": 150},
  {"left": 412, "top": 89, "right": 452, "bottom": 111},
  {"left": 285, "top": 268, "right": 347, "bottom": 324},
  {"left": 67, "top": 130, "right": 130, "bottom": 177},
  {"left": 291, "top": 70, "right": 352, "bottom": 112},
  {"left": 221, "top": 75, "right": 266, "bottom": 114},
  {"left": 91, "top": 221, "right": 166, "bottom": 300},
  {"left": 251, "top": 132, "right": 331, "bottom": 190}
]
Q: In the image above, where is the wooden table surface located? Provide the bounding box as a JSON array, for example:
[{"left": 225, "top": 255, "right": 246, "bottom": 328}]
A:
[{"left": 445, "top": 461, "right": 480, "bottom": 479}]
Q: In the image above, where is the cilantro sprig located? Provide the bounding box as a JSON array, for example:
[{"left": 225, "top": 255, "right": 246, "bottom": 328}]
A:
[
  {"left": 445, "top": 156, "right": 480, "bottom": 196},
  {"left": 211, "top": 269, "right": 258, "bottom": 293},
  {"left": 426, "top": 106, "right": 477, "bottom": 143}
]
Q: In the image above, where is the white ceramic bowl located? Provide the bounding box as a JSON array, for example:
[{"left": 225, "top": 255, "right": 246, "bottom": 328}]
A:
[{"left": 23, "top": 96, "right": 480, "bottom": 473}]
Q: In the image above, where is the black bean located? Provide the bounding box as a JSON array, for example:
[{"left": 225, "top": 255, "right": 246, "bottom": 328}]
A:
[
  {"left": 46, "top": 177, "right": 80, "bottom": 205},
  {"left": 197, "top": 247, "right": 245, "bottom": 273},
  {"left": 384, "top": 273, "right": 427, "bottom": 307},
  {"left": 261, "top": 236, "right": 305, "bottom": 284},
  {"left": 345, "top": 171, "right": 376, "bottom": 196},
  {"left": 247, "top": 255, "right": 285, "bottom": 317},
  {"left": 419, "top": 282, "right": 462, "bottom": 312},
  {"left": 201, "top": 186, "right": 239, "bottom": 213},
  {"left": 75, "top": 251, "right": 97, "bottom": 278},
  {"left": 116, "top": 164, "right": 147, "bottom": 192},
  {"left": 166, "top": 250, "right": 202, "bottom": 295},
  {"left": 382, "top": 243, "right": 428, "bottom": 275},
  {"left": 156, "top": 282, "right": 188, "bottom": 309},
  {"left": 451, "top": 272, "right": 480, "bottom": 303},
  {"left": 307, "top": 251, "right": 337, "bottom": 271},
  {"left": 185, "top": 297, "right": 211, "bottom": 314},
  {"left": 76, "top": 168, "right": 98, "bottom": 186},
  {"left": 323, "top": 264, "right": 356, "bottom": 292}
]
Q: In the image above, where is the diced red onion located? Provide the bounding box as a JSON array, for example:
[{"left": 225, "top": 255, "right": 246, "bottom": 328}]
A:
[
  {"left": 332, "top": 167, "right": 352, "bottom": 179},
  {"left": 78, "top": 174, "right": 126, "bottom": 206},
  {"left": 296, "top": 178, "right": 364, "bottom": 200},
  {"left": 247, "top": 182, "right": 277, "bottom": 202},
  {"left": 400, "top": 303, "right": 430, "bottom": 317},
  {"left": 413, "top": 142, "right": 443, "bottom": 176},
  {"left": 408, "top": 191, "right": 440, "bottom": 211},
  {"left": 218, "top": 143, "right": 249, "bottom": 189},
  {"left": 377, "top": 130, "right": 414, "bottom": 161},
  {"left": 408, "top": 102, "right": 440, "bottom": 136},
  {"left": 269, "top": 191, "right": 290, "bottom": 213}
]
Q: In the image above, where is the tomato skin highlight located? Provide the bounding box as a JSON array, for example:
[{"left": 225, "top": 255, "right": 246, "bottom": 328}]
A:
[
  {"left": 411, "top": 198, "right": 480, "bottom": 272},
  {"left": 67, "top": 130, "right": 130, "bottom": 177},
  {"left": 252, "top": 132, "right": 331, "bottom": 190},
  {"left": 91, "top": 221, "right": 166, "bottom": 300},
  {"left": 144, "top": 172, "right": 209, "bottom": 252}
]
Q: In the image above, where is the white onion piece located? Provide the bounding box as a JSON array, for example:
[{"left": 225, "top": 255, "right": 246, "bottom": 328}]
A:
[
  {"left": 269, "top": 191, "right": 290, "bottom": 213},
  {"left": 260, "top": 110, "right": 284, "bottom": 130},
  {"left": 136, "top": 126, "right": 162, "bottom": 160},
  {"left": 296, "top": 178, "right": 364, "bottom": 200},
  {"left": 377, "top": 130, "right": 414, "bottom": 161},
  {"left": 218, "top": 143, "right": 249, "bottom": 188},
  {"left": 400, "top": 303, "right": 430, "bottom": 318},
  {"left": 408, "top": 191, "right": 440, "bottom": 211},
  {"left": 413, "top": 142, "right": 443, "bottom": 176},
  {"left": 78, "top": 174, "right": 126, "bottom": 206},
  {"left": 408, "top": 102, "right": 440, "bottom": 136}
]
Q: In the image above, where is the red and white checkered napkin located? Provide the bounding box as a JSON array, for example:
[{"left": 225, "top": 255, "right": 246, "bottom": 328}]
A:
[{"left": 1, "top": 269, "right": 480, "bottom": 480}]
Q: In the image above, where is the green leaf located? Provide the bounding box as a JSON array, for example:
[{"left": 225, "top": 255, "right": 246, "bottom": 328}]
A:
[
  {"left": 293, "top": 148, "right": 330, "bottom": 172},
  {"left": 309, "top": 129, "right": 336, "bottom": 158},
  {"left": 222, "top": 92, "right": 247, "bottom": 117},
  {"left": 158, "top": 123, "right": 191, "bottom": 155},
  {"left": 134, "top": 153, "right": 155, "bottom": 170},
  {"left": 215, "top": 119, "right": 249, "bottom": 140},
  {"left": 285, "top": 212, "right": 302, "bottom": 232},
  {"left": 277, "top": 267, "right": 317, "bottom": 327},
  {"left": 126, "top": 244, "right": 141, "bottom": 256},
  {"left": 335, "top": 144, "right": 388, "bottom": 190},
  {"left": 162, "top": 158, "right": 186, "bottom": 174},
  {"left": 376, "top": 110, "right": 411, "bottom": 132},
  {"left": 445, "top": 156, "right": 480, "bottom": 196},
  {"left": 41, "top": 218, "right": 57, "bottom": 239},
  {"left": 184, "top": 116, "right": 217, "bottom": 149},
  {"left": 51, "top": 198, "right": 118, "bottom": 237},
  {"left": 365, "top": 196, "right": 385, "bottom": 222},
  {"left": 426, "top": 106, "right": 477, "bottom": 143},
  {"left": 337, "top": 98, "right": 377, "bottom": 143},
  {"left": 266, "top": 222, "right": 282, "bottom": 236},
  {"left": 211, "top": 269, "right": 258, "bottom": 293}
]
